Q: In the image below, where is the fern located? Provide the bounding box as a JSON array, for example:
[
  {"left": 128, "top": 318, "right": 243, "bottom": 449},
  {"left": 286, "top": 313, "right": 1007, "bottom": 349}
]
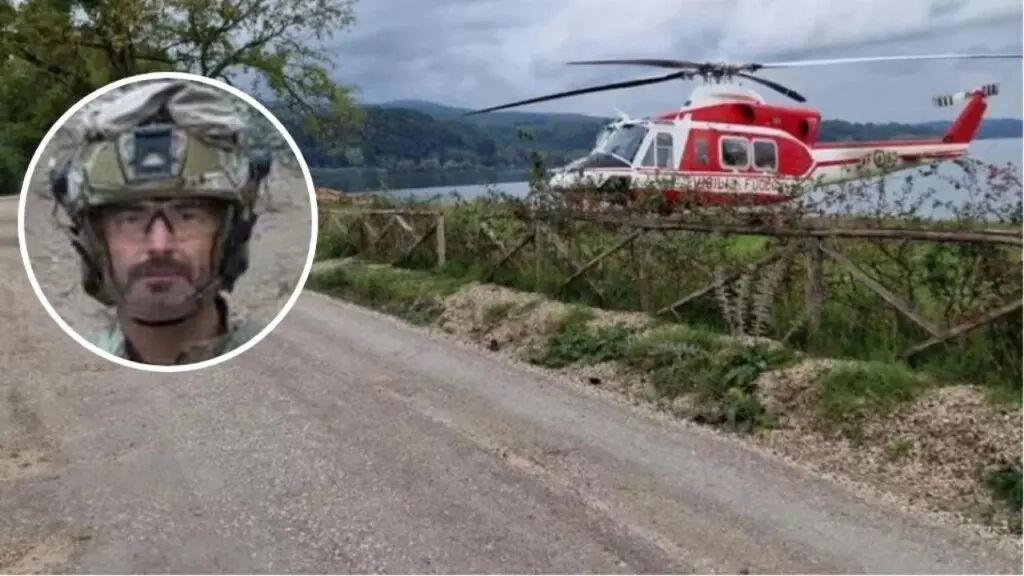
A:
[
  {"left": 734, "top": 272, "right": 752, "bottom": 335},
  {"left": 751, "top": 255, "right": 790, "bottom": 338},
  {"left": 713, "top": 250, "right": 793, "bottom": 339},
  {"left": 713, "top": 266, "right": 740, "bottom": 334}
]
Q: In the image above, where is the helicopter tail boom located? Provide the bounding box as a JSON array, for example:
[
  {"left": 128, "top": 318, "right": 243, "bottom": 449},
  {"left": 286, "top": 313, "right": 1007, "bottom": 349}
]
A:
[{"left": 809, "top": 86, "right": 998, "bottom": 183}]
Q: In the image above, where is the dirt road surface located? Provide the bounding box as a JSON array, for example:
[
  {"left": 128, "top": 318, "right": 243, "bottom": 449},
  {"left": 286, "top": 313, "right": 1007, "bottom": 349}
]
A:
[{"left": 1, "top": 195, "right": 1021, "bottom": 573}]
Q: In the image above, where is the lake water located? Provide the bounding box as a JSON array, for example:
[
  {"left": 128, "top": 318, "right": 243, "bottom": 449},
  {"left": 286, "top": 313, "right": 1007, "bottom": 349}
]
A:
[{"left": 329, "top": 138, "right": 1022, "bottom": 219}]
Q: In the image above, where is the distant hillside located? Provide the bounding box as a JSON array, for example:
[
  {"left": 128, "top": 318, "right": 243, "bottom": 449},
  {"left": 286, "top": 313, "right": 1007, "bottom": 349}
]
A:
[{"left": 282, "top": 99, "right": 1022, "bottom": 173}]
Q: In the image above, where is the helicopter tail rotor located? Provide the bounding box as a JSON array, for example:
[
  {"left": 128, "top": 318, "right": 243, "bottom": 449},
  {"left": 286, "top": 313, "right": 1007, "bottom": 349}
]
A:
[{"left": 933, "top": 83, "right": 1000, "bottom": 107}]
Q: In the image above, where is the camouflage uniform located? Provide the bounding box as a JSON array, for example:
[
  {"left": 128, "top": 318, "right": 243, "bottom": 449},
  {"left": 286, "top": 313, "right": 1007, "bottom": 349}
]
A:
[
  {"left": 92, "top": 297, "right": 263, "bottom": 363},
  {"left": 48, "top": 79, "right": 272, "bottom": 365}
]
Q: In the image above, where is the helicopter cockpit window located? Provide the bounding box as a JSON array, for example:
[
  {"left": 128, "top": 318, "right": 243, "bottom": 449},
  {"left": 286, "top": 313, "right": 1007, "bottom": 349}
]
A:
[
  {"left": 753, "top": 140, "right": 778, "bottom": 171},
  {"left": 595, "top": 124, "right": 648, "bottom": 163},
  {"left": 720, "top": 137, "right": 750, "bottom": 169}
]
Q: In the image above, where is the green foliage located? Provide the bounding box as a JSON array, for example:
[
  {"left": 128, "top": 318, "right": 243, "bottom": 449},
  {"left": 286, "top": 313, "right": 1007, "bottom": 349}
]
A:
[
  {"left": 529, "top": 310, "right": 797, "bottom": 433},
  {"left": 0, "top": 0, "right": 363, "bottom": 194},
  {"left": 307, "top": 264, "right": 466, "bottom": 325},
  {"left": 985, "top": 458, "right": 1023, "bottom": 514},
  {"left": 0, "top": 57, "right": 73, "bottom": 195},
  {"left": 532, "top": 308, "right": 634, "bottom": 368},
  {"left": 621, "top": 327, "right": 796, "bottom": 432}
]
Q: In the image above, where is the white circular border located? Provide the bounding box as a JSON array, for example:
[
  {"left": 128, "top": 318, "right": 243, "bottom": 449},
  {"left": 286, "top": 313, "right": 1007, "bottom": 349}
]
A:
[{"left": 17, "top": 71, "right": 320, "bottom": 374}]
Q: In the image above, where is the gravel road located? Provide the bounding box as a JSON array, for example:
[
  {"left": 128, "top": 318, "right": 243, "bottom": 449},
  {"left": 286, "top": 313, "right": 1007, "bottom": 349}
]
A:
[{"left": 1, "top": 196, "right": 1021, "bottom": 573}]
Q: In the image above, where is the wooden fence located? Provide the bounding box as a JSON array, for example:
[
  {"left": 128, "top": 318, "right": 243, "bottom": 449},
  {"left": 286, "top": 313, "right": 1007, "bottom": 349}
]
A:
[
  {"left": 318, "top": 205, "right": 1022, "bottom": 360},
  {"left": 320, "top": 208, "right": 447, "bottom": 269}
]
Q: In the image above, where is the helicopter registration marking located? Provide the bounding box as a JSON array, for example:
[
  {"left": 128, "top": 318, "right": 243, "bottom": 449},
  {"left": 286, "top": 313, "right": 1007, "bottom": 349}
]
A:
[
  {"left": 671, "top": 175, "right": 782, "bottom": 194},
  {"left": 858, "top": 149, "right": 901, "bottom": 169}
]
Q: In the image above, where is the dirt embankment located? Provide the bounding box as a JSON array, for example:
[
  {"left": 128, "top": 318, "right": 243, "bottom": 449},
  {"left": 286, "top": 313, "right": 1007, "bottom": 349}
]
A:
[
  {"left": 313, "top": 263, "right": 1023, "bottom": 537},
  {"left": 443, "top": 283, "right": 1022, "bottom": 534}
]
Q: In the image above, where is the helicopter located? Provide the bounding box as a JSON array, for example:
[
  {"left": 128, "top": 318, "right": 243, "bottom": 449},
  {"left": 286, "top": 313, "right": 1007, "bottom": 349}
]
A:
[{"left": 465, "top": 53, "right": 1022, "bottom": 211}]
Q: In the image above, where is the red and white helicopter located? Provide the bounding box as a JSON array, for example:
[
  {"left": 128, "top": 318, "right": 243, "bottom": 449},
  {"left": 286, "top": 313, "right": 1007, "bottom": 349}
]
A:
[{"left": 466, "top": 54, "right": 1021, "bottom": 210}]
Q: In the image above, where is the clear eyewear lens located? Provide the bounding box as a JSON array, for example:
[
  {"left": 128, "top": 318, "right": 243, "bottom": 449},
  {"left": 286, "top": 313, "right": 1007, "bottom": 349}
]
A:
[{"left": 111, "top": 204, "right": 218, "bottom": 240}]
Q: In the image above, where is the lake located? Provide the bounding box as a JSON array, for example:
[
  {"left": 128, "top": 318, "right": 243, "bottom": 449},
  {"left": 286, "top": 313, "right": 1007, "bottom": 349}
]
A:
[
  {"left": 321, "top": 138, "right": 1022, "bottom": 218},
  {"left": 311, "top": 167, "right": 528, "bottom": 194}
]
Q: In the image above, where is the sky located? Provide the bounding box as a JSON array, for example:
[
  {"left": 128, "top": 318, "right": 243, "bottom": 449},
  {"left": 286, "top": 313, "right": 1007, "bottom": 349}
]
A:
[{"left": 329, "top": 0, "right": 1024, "bottom": 123}]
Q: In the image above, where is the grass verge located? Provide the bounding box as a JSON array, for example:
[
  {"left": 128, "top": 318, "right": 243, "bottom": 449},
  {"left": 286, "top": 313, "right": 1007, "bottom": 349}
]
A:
[
  {"left": 306, "top": 262, "right": 468, "bottom": 325},
  {"left": 815, "top": 362, "right": 934, "bottom": 443}
]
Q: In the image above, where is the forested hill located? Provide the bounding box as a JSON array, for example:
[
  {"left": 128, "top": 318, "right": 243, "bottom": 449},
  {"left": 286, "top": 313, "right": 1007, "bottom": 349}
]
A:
[{"left": 281, "top": 99, "right": 1023, "bottom": 172}]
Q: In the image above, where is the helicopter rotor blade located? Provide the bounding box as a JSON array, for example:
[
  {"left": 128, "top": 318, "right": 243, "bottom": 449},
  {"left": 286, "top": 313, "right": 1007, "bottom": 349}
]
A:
[
  {"left": 465, "top": 52, "right": 1022, "bottom": 116},
  {"left": 464, "top": 71, "right": 691, "bottom": 116},
  {"left": 567, "top": 58, "right": 702, "bottom": 70},
  {"left": 752, "top": 53, "right": 1023, "bottom": 70},
  {"left": 733, "top": 72, "right": 806, "bottom": 103}
]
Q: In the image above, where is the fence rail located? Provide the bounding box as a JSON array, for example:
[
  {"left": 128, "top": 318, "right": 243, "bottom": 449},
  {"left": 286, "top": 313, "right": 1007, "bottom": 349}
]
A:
[{"left": 319, "top": 205, "right": 1023, "bottom": 362}]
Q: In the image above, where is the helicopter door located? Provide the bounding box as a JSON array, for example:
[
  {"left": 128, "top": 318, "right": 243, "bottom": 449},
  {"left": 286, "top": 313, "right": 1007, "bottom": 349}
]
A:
[
  {"left": 639, "top": 131, "right": 676, "bottom": 170},
  {"left": 681, "top": 129, "right": 715, "bottom": 172}
]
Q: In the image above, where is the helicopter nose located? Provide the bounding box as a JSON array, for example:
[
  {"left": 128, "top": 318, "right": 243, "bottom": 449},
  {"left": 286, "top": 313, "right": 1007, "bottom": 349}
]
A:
[{"left": 548, "top": 170, "right": 570, "bottom": 189}]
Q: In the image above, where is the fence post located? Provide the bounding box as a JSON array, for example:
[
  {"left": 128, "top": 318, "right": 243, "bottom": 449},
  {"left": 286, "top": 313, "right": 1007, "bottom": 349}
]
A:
[
  {"left": 805, "top": 238, "right": 824, "bottom": 335},
  {"left": 435, "top": 212, "right": 447, "bottom": 269},
  {"left": 533, "top": 217, "right": 542, "bottom": 288}
]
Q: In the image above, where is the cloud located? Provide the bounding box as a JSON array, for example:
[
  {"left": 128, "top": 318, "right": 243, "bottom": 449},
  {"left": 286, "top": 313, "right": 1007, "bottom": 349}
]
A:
[{"left": 332, "top": 0, "right": 1023, "bottom": 122}]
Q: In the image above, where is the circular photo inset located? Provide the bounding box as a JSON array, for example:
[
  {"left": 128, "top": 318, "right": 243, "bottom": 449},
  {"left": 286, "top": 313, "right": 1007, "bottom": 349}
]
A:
[{"left": 18, "top": 72, "right": 318, "bottom": 372}]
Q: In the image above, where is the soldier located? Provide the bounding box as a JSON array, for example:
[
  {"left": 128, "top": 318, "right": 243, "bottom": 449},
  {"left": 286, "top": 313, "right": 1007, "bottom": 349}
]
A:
[{"left": 47, "top": 78, "right": 272, "bottom": 366}]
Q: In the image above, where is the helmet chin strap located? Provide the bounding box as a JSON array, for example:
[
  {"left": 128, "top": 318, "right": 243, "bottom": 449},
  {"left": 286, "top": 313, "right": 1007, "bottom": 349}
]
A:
[{"left": 121, "top": 276, "right": 223, "bottom": 327}]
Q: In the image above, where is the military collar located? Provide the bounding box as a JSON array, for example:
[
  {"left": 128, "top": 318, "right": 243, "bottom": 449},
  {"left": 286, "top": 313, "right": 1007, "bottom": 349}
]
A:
[{"left": 108, "top": 296, "right": 246, "bottom": 365}]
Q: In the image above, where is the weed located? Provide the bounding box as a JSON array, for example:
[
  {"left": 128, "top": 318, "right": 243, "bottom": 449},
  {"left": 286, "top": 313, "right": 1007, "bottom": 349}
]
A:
[
  {"left": 533, "top": 307, "right": 634, "bottom": 368},
  {"left": 985, "top": 458, "right": 1023, "bottom": 514},
  {"left": 815, "top": 362, "right": 933, "bottom": 442},
  {"left": 621, "top": 326, "right": 797, "bottom": 432},
  {"left": 481, "top": 301, "right": 517, "bottom": 328},
  {"left": 884, "top": 438, "right": 914, "bottom": 461},
  {"left": 690, "top": 344, "right": 796, "bottom": 432}
]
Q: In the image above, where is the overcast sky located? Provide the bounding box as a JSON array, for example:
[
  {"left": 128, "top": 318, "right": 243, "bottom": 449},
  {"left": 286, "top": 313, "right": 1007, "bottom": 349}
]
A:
[{"left": 329, "top": 0, "right": 1023, "bottom": 123}]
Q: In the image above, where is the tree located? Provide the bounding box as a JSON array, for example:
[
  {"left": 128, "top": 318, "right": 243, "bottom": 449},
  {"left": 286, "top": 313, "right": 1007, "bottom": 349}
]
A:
[{"left": 0, "top": 0, "right": 364, "bottom": 194}]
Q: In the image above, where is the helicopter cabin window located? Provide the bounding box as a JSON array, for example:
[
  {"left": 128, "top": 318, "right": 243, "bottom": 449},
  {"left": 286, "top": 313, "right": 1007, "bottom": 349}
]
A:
[
  {"left": 693, "top": 137, "right": 710, "bottom": 166},
  {"left": 640, "top": 142, "right": 655, "bottom": 167},
  {"left": 655, "top": 133, "right": 674, "bottom": 168},
  {"left": 720, "top": 137, "right": 749, "bottom": 169},
  {"left": 638, "top": 132, "right": 674, "bottom": 169},
  {"left": 752, "top": 140, "right": 778, "bottom": 171}
]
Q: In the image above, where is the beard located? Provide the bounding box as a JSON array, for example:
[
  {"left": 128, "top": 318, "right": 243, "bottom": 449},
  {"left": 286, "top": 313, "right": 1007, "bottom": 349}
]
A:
[{"left": 115, "top": 255, "right": 215, "bottom": 324}]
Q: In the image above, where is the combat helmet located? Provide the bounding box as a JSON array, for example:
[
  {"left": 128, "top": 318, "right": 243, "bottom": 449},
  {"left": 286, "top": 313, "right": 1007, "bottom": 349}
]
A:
[{"left": 48, "top": 78, "right": 273, "bottom": 307}]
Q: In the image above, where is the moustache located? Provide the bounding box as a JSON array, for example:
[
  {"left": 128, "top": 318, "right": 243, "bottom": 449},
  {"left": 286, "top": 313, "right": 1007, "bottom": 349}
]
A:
[{"left": 126, "top": 256, "right": 193, "bottom": 286}]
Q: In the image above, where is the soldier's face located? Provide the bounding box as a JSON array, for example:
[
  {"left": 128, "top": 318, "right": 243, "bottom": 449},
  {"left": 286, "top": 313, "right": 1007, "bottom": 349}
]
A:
[{"left": 99, "top": 199, "right": 225, "bottom": 319}]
